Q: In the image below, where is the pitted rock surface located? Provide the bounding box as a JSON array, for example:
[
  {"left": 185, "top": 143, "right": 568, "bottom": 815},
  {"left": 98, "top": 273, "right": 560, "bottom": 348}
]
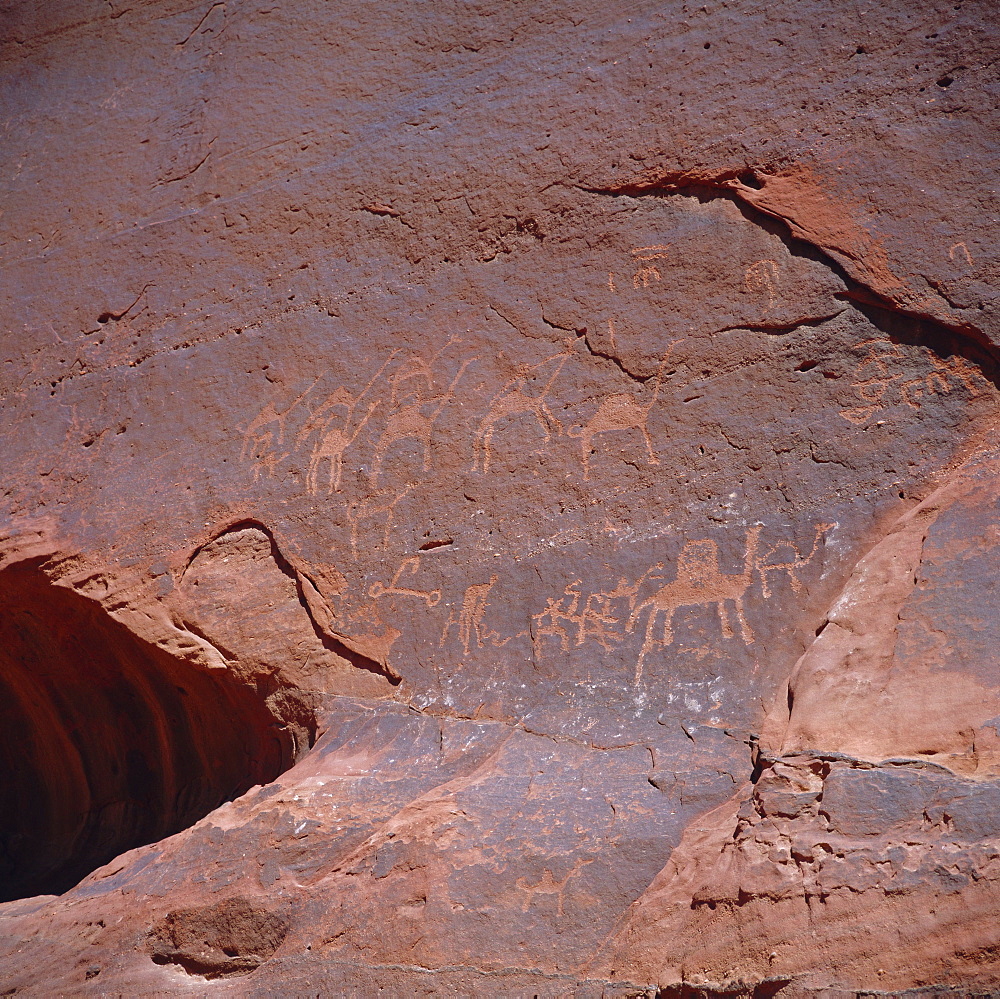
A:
[{"left": 1, "top": 1, "right": 998, "bottom": 995}]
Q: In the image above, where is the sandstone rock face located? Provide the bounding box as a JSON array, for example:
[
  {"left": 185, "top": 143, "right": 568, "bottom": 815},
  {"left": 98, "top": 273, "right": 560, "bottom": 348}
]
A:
[{"left": 0, "top": 1, "right": 998, "bottom": 994}]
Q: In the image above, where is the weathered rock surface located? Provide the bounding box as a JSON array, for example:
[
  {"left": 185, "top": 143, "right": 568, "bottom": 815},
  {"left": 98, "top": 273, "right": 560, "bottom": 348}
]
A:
[{"left": 0, "top": 0, "right": 998, "bottom": 994}]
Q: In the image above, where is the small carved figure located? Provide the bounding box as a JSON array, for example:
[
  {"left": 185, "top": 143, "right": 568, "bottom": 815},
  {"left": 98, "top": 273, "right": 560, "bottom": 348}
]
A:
[
  {"left": 949, "top": 241, "right": 973, "bottom": 268},
  {"left": 839, "top": 339, "right": 906, "bottom": 425},
  {"left": 347, "top": 482, "right": 414, "bottom": 553},
  {"left": 474, "top": 353, "right": 567, "bottom": 473},
  {"left": 756, "top": 522, "right": 835, "bottom": 598},
  {"left": 298, "top": 353, "right": 399, "bottom": 495},
  {"left": 440, "top": 575, "right": 498, "bottom": 655},
  {"left": 369, "top": 557, "right": 441, "bottom": 607},
  {"left": 532, "top": 580, "right": 627, "bottom": 652},
  {"left": 631, "top": 245, "right": 670, "bottom": 289},
  {"left": 744, "top": 259, "right": 779, "bottom": 310},
  {"left": 515, "top": 858, "right": 593, "bottom": 916},
  {"left": 370, "top": 358, "right": 474, "bottom": 485},
  {"left": 241, "top": 378, "right": 319, "bottom": 480}
]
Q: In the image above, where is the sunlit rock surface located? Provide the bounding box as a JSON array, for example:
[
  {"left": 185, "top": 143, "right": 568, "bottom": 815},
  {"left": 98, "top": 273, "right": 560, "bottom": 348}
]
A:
[{"left": 1, "top": 1, "right": 998, "bottom": 994}]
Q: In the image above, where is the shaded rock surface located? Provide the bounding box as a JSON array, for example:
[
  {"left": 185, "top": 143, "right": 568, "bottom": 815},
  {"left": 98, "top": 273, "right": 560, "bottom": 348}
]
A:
[{"left": 0, "top": 0, "right": 998, "bottom": 994}]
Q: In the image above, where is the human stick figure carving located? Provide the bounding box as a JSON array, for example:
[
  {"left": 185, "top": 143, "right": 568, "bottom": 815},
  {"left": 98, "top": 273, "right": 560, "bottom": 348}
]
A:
[
  {"left": 568, "top": 344, "right": 680, "bottom": 480},
  {"left": 241, "top": 401, "right": 292, "bottom": 481},
  {"left": 473, "top": 353, "right": 568, "bottom": 473},
  {"left": 440, "top": 575, "right": 498, "bottom": 655},
  {"left": 628, "top": 527, "right": 762, "bottom": 681},
  {"left": 631, "top": 245, "right": 670, "bottom": 289},
  {"left": 530, "top": 570, "right": 656, "bottom": 654},
  {"left": 369, "top": 557, "right": 441, "bottom": 607},
  {"left": 531, "top": 580, "right": 619, "bottom": 652},
  {"left": 370, "top": 357, "right": 474, "bottom": 486},
  {"left": 756, "top": 522, "right": 835, "bottom": 598}
]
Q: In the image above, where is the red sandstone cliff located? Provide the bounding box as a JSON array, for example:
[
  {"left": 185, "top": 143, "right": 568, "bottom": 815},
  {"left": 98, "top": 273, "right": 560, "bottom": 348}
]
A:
[{"left": 0, "top": 1, "right": 998, "bottom": 994}]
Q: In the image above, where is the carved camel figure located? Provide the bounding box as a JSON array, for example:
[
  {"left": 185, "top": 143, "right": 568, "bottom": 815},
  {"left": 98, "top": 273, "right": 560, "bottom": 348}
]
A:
[
  {"left": 370, "top": 358, "right": 473, "bottom": 485},
  {"left": 628, "top": 526, "right": 762, "bottom": 679},
  {"left": 568, "top": 344, "right": 680, "bottom": 480},
  {"left": 473, "top": 354, "right": 567, "bottom": 473},
  {"left": 755, "top": 522, "right": 835, "bottom": 599}
]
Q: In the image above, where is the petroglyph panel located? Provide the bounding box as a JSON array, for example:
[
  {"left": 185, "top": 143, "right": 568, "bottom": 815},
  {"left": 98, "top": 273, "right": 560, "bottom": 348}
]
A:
[{"left": 215, "top": 188, "right": 1000, "bottom": 749}]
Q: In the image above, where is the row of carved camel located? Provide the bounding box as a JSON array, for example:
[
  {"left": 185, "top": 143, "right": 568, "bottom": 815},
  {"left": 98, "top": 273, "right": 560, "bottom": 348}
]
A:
[{"left": 243, "top": 342, "right": 682, "bottom": 495}]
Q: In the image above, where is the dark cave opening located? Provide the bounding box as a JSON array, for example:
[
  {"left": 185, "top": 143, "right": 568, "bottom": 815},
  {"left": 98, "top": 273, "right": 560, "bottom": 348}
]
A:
[{"left": 0, "top": 559, "right": 294, "bottom": 903}]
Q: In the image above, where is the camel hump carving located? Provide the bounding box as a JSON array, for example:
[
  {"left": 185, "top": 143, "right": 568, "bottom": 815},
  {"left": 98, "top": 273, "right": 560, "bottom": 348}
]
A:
[
  {"left": 569, "top": 345, "right": 680, "bottom": 480},
  {"left": 371, "top": 357, "right": 474, "bottom": 485},
  {"left": 628, "top": 526, "right": 762, "bottom": 680}
]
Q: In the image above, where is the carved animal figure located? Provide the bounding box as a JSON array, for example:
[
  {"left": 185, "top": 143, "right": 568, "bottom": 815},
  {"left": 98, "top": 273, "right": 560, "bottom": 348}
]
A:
[
  {"left": 474, "top": 354, "right": 567, "bottom": 473},
  {"left": 241, "top": 378, "right": 321, "bottom": 480},
  {"left": 628, "top": 526, "right": 762, "bottom": 679},
  {"left": 347, "top": 483, "right": 414, "bottom": 553},
  {"left": 305, "top": 398, "right": 377, "bottom": 494},
  {"left": 515, "top": 858, "right": 593, "bottom": 916},
  {"left": 386, "top": 336, "right": 462, "bottom": 408},
  {"left": 370, "top": 358, "right": 473, "bottom": 485},
  {"left": 298, "top": 354, "right": 399, "bottom": 495},
  {"left": 569, "top": 348, "right": 677, "bottom": 480},
  {"left": 756, "top": 522, "right": 835, "bottom": 598}
]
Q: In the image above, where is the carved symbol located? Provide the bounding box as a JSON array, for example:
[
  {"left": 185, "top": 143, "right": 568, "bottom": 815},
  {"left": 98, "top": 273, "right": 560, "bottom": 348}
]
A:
[
  {"left": 756, "top": 523, "right": 835, "bottom": 599},
  {"left": 949, "top": 242, "right": 973, "bottom": 268},
  {"left": 440, "top": 575, "right": 498, "bottom": 655},
  {"left": 901, "top": 352, "right": 986, "bottom": 411},
  {"left": 516, "top": 858, "right": 593, "bottom": 916},
  {"left": 473, "top": 353, "right": 568, "bottom": 473},
  {"left": 631, "top": 245, "right": 670, "bottom": 289},
  {"left": 369, "top": 557, "right": 441, "bottom": 607},
  {"left": 935, "top": 353, "right": 986, "bottom": 395},
  {"left": 901, "top": 368, "right": 949, "bottom": 410},
  {"left": 606, "top": 317, "right": 618, "bottom": 353},
  {"left": 837, "top": 340, "right": 985, "bottom": 426},
  {"left": 744, "top": 259, "right": 779, "bottom": 310},
  {"left": 838, "top": 339, "right": 906, "bottom": 425},
  {"left": 628, "top": 527, "right": 762, "bottom": 681},
  {"left": 370, "top": 357, "right": 474, "bottom": 486},
  {"left": 568, "top": 344, "right": 680, "bottom": 480}
]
